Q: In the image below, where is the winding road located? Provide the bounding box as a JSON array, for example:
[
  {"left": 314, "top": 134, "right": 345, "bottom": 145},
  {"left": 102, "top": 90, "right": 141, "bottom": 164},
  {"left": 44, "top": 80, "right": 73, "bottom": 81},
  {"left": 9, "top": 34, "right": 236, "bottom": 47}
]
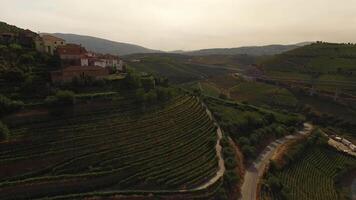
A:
[{"left": 239, "top": 123, "right": 313, "bottom": 200}]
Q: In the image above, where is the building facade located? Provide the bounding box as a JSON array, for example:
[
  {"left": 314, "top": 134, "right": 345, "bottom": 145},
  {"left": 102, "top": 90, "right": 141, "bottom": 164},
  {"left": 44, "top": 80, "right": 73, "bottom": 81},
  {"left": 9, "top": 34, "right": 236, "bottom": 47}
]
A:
[{"left": 35, "top": 35, "right": 66, "bottom": 55}]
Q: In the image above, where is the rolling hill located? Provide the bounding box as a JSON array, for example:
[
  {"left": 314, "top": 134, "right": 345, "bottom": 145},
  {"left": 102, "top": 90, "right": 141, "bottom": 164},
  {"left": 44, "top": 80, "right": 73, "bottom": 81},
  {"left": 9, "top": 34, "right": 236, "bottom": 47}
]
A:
[
  {"left": 51, "top": 32, "right": 310, "bottom": 56},
  {"left": 50, "top": 33, "right": 160, "bottom": 56},
  {"left": 124, "top": 54, "right": 234, "bottom": 83},
  {"left": 182, "top": 43, "right": 311, "bottom": 56},
  {"left": 261, "top": 42, "right": 356, "bottom": 95}
]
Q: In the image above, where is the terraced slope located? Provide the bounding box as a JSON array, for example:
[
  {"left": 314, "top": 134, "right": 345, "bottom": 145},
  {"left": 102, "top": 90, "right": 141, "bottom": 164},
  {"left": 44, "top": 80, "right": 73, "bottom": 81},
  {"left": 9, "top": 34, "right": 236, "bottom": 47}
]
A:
[
  {"left": 0, "top": 96, "right": 220, "bottom": 199},
  {"left": 261, "top": 147, "right": 356, "bottom": 200},
  {"left": 261, "top": 42, "right": 356, "bottom": 95}
]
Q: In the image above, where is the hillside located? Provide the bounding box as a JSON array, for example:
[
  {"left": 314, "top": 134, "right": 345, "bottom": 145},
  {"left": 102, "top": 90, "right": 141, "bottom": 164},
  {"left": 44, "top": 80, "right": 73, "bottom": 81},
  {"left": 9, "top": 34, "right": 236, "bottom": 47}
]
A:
[
  {"left": 0, "top": 21, "right": 26, "bottom": 33},
  {"left": 124, "top": 54, "right": 233, "bottom": 83},
  {"left": 0, "top": 96, "right": 221, "bottom": 199},
  {"left": 50, "top": 33, "right": 160, "bottom": 56},
  {"left": 0, "top": 22, "right": 59, "bottom": 100},
  {"left": 184, "top": 43, "right": 310, "bottom": 56},
  {"left": 261, "top": 134, "right": 356, "bottom": 200},
  {"left": 261, "top": 42, "right": 356, "bottom": 95},
  {"left": 49, "top": 32, "right": 310, "bottom": 57}
]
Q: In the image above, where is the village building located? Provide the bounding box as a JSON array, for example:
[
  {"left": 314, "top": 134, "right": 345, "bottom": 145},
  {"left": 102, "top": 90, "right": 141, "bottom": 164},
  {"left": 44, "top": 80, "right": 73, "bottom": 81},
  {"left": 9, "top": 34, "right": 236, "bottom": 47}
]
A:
[
  {"left": 49, "top": 40, "right": 125, "bottom": 83},
  {"left": 35, "top": 35, "right": 66, "bottom": 55},
  {"left": 57, "top": 44, "right": 88, "bottom": 66},
  {"left": 50, "top": 65, "right": 109, "bottom": 83}
]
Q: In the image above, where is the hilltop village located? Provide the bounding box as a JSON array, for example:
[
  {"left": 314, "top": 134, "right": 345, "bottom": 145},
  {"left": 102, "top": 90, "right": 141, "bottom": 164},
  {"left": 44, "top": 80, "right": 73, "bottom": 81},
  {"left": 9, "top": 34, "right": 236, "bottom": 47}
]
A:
[
  {"left": 1, "top": 31, "right": 126, "bottom": 84},
  {"left": 35, "top": 35, "right": 125, "bottom": 83}
]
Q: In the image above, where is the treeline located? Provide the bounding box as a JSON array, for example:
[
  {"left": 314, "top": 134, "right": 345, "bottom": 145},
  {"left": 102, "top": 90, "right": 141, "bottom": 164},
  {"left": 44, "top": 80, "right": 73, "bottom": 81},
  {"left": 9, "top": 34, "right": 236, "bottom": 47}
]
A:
[
  {"left": 302, "top": 105, "right": 356, "bottom": 134},
  {"left": 216, "top": 136, "right": 241, "bottom": 200},
  {"left": 123, "top": 69, "right": 175, "bottom": 105},
  {"left": 0, "top": 43, "right": 60, "bottom": 99},
  {"left": 208, "top": 99, "right": 303, "bottom": 160}
]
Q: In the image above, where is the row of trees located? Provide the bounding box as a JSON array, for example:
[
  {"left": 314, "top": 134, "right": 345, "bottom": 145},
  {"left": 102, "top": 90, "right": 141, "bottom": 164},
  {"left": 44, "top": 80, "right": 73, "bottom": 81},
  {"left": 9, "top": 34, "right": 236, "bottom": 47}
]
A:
[
  {"left": 217, "top": 136, "right": 240, "bottom": 200},
  {"left": 135, "top": 87, "right": 174, "bottom": 104}
]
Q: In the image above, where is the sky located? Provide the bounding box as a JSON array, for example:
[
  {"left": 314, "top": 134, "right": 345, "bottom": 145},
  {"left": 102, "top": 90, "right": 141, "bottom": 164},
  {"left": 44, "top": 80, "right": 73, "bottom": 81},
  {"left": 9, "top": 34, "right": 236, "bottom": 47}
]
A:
[{"left": 1, "top": 0, "right": 356, "bottom": 51}]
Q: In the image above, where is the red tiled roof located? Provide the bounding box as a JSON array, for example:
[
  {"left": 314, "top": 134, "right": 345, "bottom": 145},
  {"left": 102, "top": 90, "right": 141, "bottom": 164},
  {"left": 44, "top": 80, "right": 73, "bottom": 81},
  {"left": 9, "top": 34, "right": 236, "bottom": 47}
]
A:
[{"left": 41, "top": 34, "right": 65, "bottom": 42}]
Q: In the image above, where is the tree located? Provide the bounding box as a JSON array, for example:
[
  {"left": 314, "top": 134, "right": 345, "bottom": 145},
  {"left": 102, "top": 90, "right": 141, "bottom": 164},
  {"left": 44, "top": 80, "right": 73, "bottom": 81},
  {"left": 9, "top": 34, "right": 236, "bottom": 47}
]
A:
[
  {"left": 224, "top": 170, "right": 240, "bottom": 186},
  {"left": 144, "top": 90, "right": 157, "bottom": 103},
  {"left": 0, "top": 121, "right": 10, "bottom": 141},
  {"left": 124, "top": 71, "right": 142, "bottom": 89},
  {"left": 0, "top": 95, "right": 24, "bottom": 117}
]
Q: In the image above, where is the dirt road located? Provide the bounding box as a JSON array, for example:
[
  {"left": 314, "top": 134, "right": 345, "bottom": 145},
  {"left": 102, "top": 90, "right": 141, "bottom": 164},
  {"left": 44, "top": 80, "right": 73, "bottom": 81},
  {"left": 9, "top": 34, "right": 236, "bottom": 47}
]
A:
[{"left": 239, "top": 123, "right": 312, "bottom": 200}]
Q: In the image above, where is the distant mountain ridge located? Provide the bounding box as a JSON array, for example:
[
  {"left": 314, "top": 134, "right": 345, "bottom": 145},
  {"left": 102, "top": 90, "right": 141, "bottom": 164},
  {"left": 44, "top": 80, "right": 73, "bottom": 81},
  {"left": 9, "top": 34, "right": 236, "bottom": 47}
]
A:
[
  {"left": 181, "top": 42, "right": 312, "bottom": 56},
  {"left": 50, "top": 33, "right": 161, "bottom": 56},
  {"left": 51, "top": 33, "right": 311, "bottom": 56}
]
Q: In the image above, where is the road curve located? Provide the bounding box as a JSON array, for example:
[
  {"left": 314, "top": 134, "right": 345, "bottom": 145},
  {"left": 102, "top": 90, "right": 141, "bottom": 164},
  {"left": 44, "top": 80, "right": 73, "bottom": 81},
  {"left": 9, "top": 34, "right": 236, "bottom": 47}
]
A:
[{"left": 239, "top": 123, "right": 313, "bottom": 200}]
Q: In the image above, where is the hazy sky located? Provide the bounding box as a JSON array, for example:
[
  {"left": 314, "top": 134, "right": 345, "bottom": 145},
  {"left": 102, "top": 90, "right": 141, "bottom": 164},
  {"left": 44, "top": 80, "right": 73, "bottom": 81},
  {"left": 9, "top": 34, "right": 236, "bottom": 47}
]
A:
[{"left": 1, "top": 0, "right": 356, "bottom": 51}]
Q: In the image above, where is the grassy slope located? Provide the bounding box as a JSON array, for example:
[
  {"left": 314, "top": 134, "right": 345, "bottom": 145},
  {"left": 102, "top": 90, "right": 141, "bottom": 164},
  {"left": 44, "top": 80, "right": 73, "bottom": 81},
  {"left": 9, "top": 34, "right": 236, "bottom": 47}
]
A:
[
  {"left": 262, "top": 43, "right": 356, "bottom": 94},
  {"left": 125, "top": 54, "right": 231, "bottom": 83},
  {"left": 230, "top": 82, "right": 298, "bottom": 108}
]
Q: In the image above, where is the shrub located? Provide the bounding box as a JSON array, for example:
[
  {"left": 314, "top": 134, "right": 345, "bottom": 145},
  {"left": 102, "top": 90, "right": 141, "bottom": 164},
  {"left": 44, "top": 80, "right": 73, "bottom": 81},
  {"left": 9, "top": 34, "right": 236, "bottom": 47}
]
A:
[
  {"left": 225, "top": 157, "right": 237, "bottom": 169},
  {"left": 45, "top": 90, "right": 76, "bottom": 107},
  {"left": 224, "top": 170, "right": 240, "bottom": 186},
  {"left": 0, "top": 95, "right": 24, "bottom": 116},
  {"left": 144, "top": 90, "right": 157, "bottom": 103}
]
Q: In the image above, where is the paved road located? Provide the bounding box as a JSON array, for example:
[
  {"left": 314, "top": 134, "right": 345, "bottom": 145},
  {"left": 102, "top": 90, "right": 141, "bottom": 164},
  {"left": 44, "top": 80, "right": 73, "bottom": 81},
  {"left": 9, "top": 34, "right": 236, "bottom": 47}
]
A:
[{"left": 239, "top": 123, "right": 313, "bottom": 200}]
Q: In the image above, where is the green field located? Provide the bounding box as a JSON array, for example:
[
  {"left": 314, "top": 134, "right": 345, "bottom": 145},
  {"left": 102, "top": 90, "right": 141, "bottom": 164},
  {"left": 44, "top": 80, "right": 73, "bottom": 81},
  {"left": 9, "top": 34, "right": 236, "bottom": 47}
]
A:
[
  {"left": 230, "top": 82, "right": 298, "bottom": 108},
  {"left": 261, "top": 146, "right": 356, "bottom": 200},
  {"left": 262, "top": 42, "right": 356, "bottom": 95},
  {"left": 205, "top": 97, "right": 303, "bottom": 160},
  {"left": 125, "top": 54, "right": 231, "bottom": 83},
  {"left": 0, "top": 96, "right": 220, "bottom": 199}
]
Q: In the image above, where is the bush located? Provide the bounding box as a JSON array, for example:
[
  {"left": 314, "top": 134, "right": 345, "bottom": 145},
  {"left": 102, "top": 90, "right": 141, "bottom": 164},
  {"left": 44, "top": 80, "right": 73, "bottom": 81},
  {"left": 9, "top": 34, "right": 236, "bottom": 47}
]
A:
[
  {"left": 0, "top": 121, "right": 10, "bottom": 141},
  {"left": 224, "top": 170, "right": 240, "bottom": 186},
  {"left": 0, "top": 95, "right": 24, "bottom": 116},
  {"left": 225, "top": 157, "right": 237, "bottom": 169},
  {"left": 45, "top": 90, "right": 76, "bottom": 107},
  {"left": 144, "top": 90, "right": 157, "bottom": 103},
  {"left": 241, "top": 145, "right": 256, "bottom": 158}
]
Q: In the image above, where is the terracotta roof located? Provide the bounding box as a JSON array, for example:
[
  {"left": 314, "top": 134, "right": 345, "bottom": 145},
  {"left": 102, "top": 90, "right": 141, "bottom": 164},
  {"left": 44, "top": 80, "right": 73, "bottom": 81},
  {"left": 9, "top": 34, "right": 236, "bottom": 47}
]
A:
[
  {"left": 41, "top": 34, "right": 65, "bottom": 42},
  {"left": 57, "top": 44, "right": 87, "bottom": 55}
]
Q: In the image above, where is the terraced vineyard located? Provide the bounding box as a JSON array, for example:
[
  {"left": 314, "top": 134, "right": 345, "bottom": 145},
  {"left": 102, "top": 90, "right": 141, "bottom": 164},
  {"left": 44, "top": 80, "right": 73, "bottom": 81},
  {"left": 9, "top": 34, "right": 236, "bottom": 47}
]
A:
[
  {"left": 0, "top": 96, "right": 221, "bottom": 199},
  {"left": 261, "top": 147, "right": 356, "bottom": 200}
]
